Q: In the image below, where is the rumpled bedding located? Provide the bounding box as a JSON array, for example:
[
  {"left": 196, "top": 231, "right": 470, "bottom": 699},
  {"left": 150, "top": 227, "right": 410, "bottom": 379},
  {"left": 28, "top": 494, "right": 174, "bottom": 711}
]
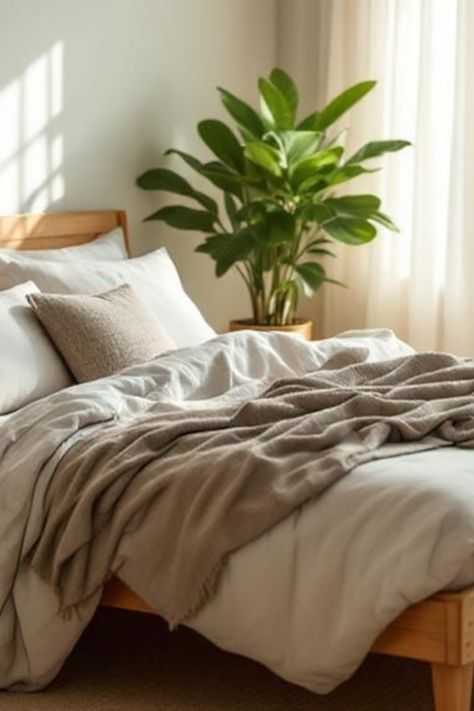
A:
[{"left": 2, "top": 329, "right": 474, "bottom": 694}]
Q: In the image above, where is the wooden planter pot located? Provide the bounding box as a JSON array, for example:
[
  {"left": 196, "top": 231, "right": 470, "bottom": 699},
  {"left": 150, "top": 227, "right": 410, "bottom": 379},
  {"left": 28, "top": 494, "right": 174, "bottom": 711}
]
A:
[{"left": 229, "top": 318, "right": 313, "bottom": 341}]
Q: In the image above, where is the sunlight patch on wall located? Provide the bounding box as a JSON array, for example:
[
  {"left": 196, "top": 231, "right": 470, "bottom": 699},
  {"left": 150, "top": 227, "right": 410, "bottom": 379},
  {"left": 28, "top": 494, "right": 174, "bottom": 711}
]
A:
[{"left": 0, "top": 41, "right": 64, "bottom": 213}]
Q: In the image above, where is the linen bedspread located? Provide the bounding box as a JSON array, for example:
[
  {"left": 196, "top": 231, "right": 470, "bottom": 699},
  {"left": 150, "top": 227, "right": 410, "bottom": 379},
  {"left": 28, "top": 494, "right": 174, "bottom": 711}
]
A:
[{"left": 2, "top": 329, "right": 474, "bottom": 693}]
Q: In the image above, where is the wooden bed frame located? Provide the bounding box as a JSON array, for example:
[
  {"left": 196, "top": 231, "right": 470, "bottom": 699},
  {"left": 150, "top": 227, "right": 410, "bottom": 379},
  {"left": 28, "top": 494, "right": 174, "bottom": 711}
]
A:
[{"left": 1, "top": 208, "right": 473, "bottom": 711}]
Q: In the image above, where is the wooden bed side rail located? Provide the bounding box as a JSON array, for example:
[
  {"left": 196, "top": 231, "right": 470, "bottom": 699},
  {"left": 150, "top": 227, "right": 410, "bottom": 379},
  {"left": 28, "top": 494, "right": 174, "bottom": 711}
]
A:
[
  {"left": 101, "top": 578, "right": 474, "bottom": 668},
  {"left": 372, "top": 587, "right": 474, "bottom": 666},
  {"left": 101, "top": 577, "right": 154, "bottom": 614},
  {"left": 101, "top": 579, "right": 474, "bottom": 710}
]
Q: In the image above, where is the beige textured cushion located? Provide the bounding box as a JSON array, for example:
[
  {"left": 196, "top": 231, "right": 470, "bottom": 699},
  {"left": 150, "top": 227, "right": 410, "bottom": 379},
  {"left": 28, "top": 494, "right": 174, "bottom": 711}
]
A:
[{"left": 27, "top": 284, "right": 176, "bottom": 382}]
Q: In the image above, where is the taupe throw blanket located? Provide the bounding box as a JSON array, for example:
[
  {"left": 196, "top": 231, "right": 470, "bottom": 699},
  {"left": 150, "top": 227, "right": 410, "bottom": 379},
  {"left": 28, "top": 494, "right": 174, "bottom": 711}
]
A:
[{"left": 31, "top": 349, "right": 474, "bottom": 627}]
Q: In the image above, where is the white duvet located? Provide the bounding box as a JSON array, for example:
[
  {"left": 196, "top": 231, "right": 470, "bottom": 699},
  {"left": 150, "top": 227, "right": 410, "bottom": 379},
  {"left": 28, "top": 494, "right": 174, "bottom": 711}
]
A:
[{"left": 2, "top": 328, "right": 474, "bottom": 693}]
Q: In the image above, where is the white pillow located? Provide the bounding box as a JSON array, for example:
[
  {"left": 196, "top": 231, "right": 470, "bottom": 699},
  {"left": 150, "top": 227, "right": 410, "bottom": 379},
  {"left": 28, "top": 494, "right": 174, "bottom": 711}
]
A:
[
  {"left": 0, "top": 282, "right": 73, "bottom": 414},
  {"left": 0, "top": 227, "right": 127, "bottom": 262},
  {"left": 0, "top": 249, "right": 216, "bottom": 348}
]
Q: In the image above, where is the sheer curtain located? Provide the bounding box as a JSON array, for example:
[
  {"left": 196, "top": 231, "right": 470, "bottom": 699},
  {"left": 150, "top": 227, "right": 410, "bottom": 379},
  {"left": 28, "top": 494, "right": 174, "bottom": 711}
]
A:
[{"left": 278, "top": 0, "right": 474, "bottom": 355}]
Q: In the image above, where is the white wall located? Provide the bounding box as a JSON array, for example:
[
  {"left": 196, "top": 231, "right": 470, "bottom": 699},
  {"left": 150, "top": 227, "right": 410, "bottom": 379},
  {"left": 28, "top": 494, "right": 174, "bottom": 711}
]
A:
[{"left": 0, "top": 0, "right": 277, "bottom": 331}]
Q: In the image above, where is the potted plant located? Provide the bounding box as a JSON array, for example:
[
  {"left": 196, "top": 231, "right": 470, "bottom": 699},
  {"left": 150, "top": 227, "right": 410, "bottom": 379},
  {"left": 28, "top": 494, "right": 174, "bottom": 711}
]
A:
[{"left": 137, "top": 68, "right": 409, "bottom": 340}]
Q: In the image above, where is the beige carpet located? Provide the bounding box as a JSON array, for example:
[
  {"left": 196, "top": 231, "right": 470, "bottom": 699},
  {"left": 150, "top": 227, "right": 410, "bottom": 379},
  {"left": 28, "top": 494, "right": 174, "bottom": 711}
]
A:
[{"left": 0, "top": 607, "right": 446, "bottom": 710}]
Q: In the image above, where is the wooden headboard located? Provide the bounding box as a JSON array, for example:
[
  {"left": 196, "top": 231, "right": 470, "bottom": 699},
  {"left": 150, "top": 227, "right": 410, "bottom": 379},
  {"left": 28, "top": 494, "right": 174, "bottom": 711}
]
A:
[{"left": 0, "top": 210, "right": 130, "bottom": 254}]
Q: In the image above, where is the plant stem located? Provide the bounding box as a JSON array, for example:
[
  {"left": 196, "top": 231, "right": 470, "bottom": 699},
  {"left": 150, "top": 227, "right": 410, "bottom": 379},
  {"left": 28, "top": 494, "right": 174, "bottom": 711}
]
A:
[{"left": 237, "top": 263, "right": 259, "bottom": 322}]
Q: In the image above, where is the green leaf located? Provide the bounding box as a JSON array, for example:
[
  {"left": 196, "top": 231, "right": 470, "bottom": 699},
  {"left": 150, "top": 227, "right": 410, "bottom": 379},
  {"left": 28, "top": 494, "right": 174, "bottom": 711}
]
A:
[
  {"left": 245, "top": 141, "right": 282, "bottom": 176},
  {"left": 269, "top": 68, "right": 298, "bottom": 116},
  {"left": 370, "top": 210, "right": 400, "bottom": 232},
  {"left": 290, "top": 148, "right": 343, "bottom": 186},
  {"left": 294, "top": 262, "right": 327, "bottom": 296},
  {"left": 165, "top": 148, "right": 204, "bottom": 173},
  {"left": 198, "top": 119, "right": 244, "bottom": 173},
  {"left": 136, "top": 168, "right": 191, "bottom": 193},
  {"left": 347, "top": 140, "right": 411, "bottom": 165},
  {"left": 323, "top": 128, "right": 348, "bottom": 149},
  {"left": 136, "top": 168, "right": 217, "bottom": 214},
  {"left": 218, "top": 88, "right": 264, "bottom": 139},
  {"left": 196, "top": 229, "right": 256, "bottom": 276},
  {"left": 270, "top": 130, "right": 322, "bottom": 165},
  {"left": 315, "top": 80, "right": 377, "bottom": 131},
  {"left": 297, "top": 203, "right": 333, "bottom": 224},
  {"left": 203, "top": 162, "right": 246, "bottom": 197},
  {"left": 306, "top": 236, "right": 332, "bottom": 246},
  {"left": 325, "top": 164, "right": 376, "bottom": 187},
  {"left": 224, "top": 193, "right": 239, "bottom": 229},
  {"left": 258, "top": 77, "right": 293, "bottom": 129},
  {"left": 297, "top": 111, "right": 321, "bottom": 131},
  {"left": 264, "top": 211, "right": 295, "bottom": 245},
  {"left": 191, "top": 190, "right": 219, "bottom": 215},
  {"left": 144, "top": 205, "right": 217, "bottom": 231},
  {"left": 166, "top": 150, "right": 243, "bottom": 199},
  {"left": 297, "top": 175, "right": 329, "bottom": 194},
  {"left": 234, "top": 201, "right": 268, "bottom": 224},
  {"left": 194, "top": 238, "right": 215, "bottom": 255},
  {"left": 324, "top": 277, "right": 347, "bottom": 288},
  {"left": 306, "top": 246, "right": 336, "bottom": 258},
  {"left": 324, "top": 194, "right": 381, "bottom": 218},
  {"left": 323, "top": 217, "right": 377, "bottom": 245}
]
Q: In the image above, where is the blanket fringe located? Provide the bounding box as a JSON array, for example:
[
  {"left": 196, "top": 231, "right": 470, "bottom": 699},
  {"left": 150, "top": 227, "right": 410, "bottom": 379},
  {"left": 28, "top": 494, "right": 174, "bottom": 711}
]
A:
[{"left": 169, "top": 556, "right": 228, "bottom": 631}]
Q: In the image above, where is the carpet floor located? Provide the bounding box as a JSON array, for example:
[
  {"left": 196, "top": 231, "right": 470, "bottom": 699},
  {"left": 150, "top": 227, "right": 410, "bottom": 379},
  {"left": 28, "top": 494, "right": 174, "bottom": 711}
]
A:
[{"left": 0, "top": 607, "right": 447, "bottom": 710}]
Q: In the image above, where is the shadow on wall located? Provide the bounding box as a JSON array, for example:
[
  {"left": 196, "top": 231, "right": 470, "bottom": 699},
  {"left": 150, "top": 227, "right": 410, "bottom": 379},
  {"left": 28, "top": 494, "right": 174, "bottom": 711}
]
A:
[{"left": 0, "top": 41, "right": 65, "bottom": 213}]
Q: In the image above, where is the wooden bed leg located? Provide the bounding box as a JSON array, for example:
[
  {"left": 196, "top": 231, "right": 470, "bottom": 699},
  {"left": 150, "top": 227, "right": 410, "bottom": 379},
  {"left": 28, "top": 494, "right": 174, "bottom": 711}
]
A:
[{"left": 431, "top": 663, "right": 473, "bottom": 711}]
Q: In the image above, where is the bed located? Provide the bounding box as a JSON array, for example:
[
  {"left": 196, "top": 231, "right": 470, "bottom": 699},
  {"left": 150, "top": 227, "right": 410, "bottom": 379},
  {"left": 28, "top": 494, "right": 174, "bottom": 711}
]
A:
[{"left": 0, "top": 209, "right": 474, "bottom": 711}]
